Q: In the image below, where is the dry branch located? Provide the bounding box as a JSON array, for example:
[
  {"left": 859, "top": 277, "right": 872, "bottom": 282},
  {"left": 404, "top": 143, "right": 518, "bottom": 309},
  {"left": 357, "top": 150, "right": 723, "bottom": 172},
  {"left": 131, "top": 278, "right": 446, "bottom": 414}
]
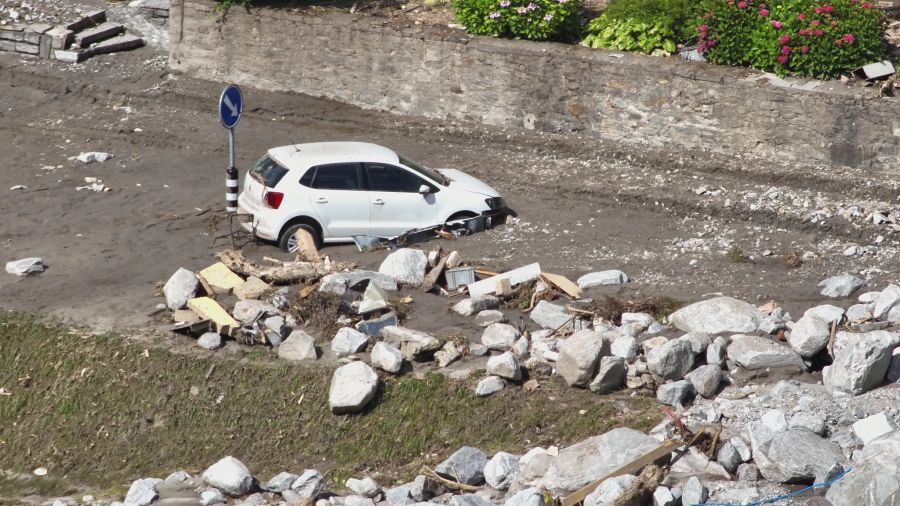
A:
[{"left": 216, "top": 249, "right": 354, "bottom": 284}]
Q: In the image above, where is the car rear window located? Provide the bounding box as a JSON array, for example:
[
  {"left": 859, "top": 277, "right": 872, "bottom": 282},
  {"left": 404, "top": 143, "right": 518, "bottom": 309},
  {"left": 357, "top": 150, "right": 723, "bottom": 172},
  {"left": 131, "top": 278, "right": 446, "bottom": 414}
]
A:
[{"left": 251, "top": 155, "right": 289, "bottom": 188}]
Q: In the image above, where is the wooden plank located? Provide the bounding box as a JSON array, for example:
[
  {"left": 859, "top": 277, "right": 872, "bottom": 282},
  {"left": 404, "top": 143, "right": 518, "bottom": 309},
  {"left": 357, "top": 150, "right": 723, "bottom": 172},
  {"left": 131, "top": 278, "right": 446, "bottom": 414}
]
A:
[
  {"left": 495, "top": 277, "right": 512, "bottom": 296},
  {"left": 561, "top": 439, "right": 680, "bottom": 506},
  {"left": 541, "top": 272, "right": 583, "bottom": 299},
  {"left": 421, "top": 254, "right": 449, "bottom": 292},
  {"left": 467, "top": 263, "right": 541, "bottom": 297}
]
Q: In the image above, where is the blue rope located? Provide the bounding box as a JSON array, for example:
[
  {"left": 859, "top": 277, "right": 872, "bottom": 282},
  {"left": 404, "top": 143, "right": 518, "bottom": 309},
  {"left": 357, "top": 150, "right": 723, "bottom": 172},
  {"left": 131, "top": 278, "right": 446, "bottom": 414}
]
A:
[{"left": 690, "top": 467, "right": 853, "bottom": 506}]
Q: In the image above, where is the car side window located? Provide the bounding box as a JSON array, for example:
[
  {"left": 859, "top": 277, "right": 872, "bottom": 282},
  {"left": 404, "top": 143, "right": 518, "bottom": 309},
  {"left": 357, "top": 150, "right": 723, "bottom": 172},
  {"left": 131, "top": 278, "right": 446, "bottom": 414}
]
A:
[
  {"left": 299, "top": 167, "right": 315, "bottom": 187},
  {"left": 310, "top": 163, "right": 361, "bottom": 190},
  {"left": 366, "top": 163, "right": 430, "bottom": 193}
]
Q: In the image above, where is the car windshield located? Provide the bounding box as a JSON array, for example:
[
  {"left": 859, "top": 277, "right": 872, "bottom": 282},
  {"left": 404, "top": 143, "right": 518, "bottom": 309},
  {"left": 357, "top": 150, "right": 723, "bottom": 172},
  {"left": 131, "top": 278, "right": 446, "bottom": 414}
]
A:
[{"left": 399, "top": 154, "right": 448, "bottom": 186}]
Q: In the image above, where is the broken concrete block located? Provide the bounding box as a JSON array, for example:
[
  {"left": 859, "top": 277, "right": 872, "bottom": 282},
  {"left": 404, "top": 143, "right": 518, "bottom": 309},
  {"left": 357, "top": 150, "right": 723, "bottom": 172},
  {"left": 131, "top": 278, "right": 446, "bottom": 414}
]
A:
[
  {"left": 0, "top": 26, "right": 25, "bottom": 42},
  {"left": 852, "top": 412, "right": 897, "bottom": 445},
  {"left": 15, "top": 42, "right": 39, "bottom": 55},
  {"left": 23, "top": 23, "right": 52, "bottom": 44},
  {"left": 46, "top": 26, "right": 73, "bottom": 50},
  {"left": 198, "top": 262, "right": 244, "bottom": 295},
  {"left": 65, "top": 10, "right": 107, "bottom": 33},
  {"left": 6, "top": 257, "right": 45, "bottom": 276},
  {"left": 38, "top": 34, "right": 51, "bottom": 58},
  {"left": 172, "top": 309, "right": 200, "bottom": 324},
  {"left": 187, "top": 297, "right": 239, "bottom": 336},
  {"left": 90, "top": 34, "right": 143, "bottom": 56},
  {"left": 52, "top": 48, "right": 92, "bottom": 63},
  {"left": 233, "top": 275, "right": 269, "bottom": 300},
  {"left": 0, "top": 40, "right": 16, "bottom": 52},
  {"left": 75, "top": 22, "right": 125, "bottom": 47}
]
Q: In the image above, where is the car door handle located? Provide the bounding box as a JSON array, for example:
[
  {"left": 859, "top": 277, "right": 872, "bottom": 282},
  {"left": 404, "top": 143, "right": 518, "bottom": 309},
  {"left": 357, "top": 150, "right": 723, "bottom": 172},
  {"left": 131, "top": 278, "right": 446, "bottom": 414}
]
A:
[
  {"left": 315, "top": 197, "right": 328, "bottom": 204},
  {"left": 373, "top": 199, "right": 385, "bottom": 206}
]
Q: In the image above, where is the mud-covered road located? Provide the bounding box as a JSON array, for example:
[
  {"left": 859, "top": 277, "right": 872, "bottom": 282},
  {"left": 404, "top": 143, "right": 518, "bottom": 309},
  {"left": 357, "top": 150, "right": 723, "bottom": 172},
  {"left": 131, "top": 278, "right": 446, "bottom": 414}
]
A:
[{"left": 2, "top": 46, "right": 900, "bottom": 330}]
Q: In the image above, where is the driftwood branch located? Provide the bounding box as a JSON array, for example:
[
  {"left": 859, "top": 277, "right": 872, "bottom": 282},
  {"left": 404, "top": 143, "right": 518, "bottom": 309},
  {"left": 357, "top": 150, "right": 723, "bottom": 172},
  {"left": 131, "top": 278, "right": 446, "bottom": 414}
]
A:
[
  {"left": 216, "top": 249, "right": 354, "bottom": 284},
  {"left": 421, "top": 466, "right": 481, "bottom": 492}
]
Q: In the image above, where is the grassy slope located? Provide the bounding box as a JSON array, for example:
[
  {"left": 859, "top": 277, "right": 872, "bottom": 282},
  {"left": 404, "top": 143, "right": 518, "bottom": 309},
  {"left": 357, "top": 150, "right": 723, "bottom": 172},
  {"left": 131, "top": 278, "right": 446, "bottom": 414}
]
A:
[{"left": 0, "top": 312, "right": 660, "bottom": 497}]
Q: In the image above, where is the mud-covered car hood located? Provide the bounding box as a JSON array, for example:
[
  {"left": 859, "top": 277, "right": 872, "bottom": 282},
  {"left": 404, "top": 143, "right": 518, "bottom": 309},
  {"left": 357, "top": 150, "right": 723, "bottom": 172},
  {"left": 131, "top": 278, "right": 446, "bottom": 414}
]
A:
[{"left": 437, "top": 169, "right": 499, "bottom": 197}]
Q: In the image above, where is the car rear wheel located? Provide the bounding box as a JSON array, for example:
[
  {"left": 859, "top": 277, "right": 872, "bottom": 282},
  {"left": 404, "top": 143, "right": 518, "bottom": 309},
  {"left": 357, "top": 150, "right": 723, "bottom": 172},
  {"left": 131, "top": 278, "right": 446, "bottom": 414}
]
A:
[{"left": 279, "top": 223, "right": 322, "bottom": 253}]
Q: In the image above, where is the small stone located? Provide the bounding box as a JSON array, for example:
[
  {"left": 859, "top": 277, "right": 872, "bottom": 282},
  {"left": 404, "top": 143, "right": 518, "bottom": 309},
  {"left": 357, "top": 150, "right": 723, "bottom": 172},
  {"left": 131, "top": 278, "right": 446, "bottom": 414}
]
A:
[
  {"left": 706, "top": 336, "right": 728, "bottom": 368},
  {"left": 736, "top": 463, "right": 760, "bottom": 482},
  {"left": 717, "top": 442, "right": 741, "bottom": 473},
  {"left": 200, "top": 488, "right": 226, "bottom": 506},
  {"left": 584, "top": 474, "right": 637, "bottom": 506},
  {"left": 577, "top": 270, "right": 629, "bottom": 289},
  {"left": 487, "top": 352, "right": 521, "bottom": 381},
  {"left": 823, "top": 330, "right": 898, "bottom": 395},
  {"left": 291, "top": 469, "right": 325, "bottom": 497},
  {"left": 852, "top": 412, "right": 897, "bottom": 445},
  {"left": 332, "top": 327, "right": 369, "bottom": 356},
  {"left": 234, "top": 275, "right": 269, "bottom": 300},
  {"left": 475, "top": 376, "right": 505, "bottom": 397},
  {"left": 435, "top": 447, "right": 487, "bottom": 485},
  {"left": 197, "top": 332, "right": 223, "bottom": 350},
  {"left": 529, "top": 300, "right": 572, "bottom": 329},
  {"left": 726, "top": 335, "right": 805, "bottom": 371},
  {"left": 669, "top": 296, "right": 762, "bottom": 334},
  {"left": 232, "top": 299, "right": 279, "bottom": 323},
  {"left": 163, "top": 267, "right": 198, "bottom": 310},
  {"left": 379, "top": 248, "right": 428, "bottom": 286},
  {"left": 556, "top": 330, "right": 609, "bottom": 387},
  {"left": 123, "top": 478, "right": 161, "bottom": 506},
  {"left": 165, "top": 471, "right": 190, "bottom": 483},
  {"left": 475, "top": 309, "right": 507, "bottom": 326},
  {"left": 484, "top": 452, "right": 519, "bottom": 490},
  {"left": 652, "top": 486, "right": 676, "bottom": 506},
  {"left": 646, "top": 339, "right": 694, "bottom": 381},
  {"left": 453, "top": 296, "right": 501, "bottom": 316},
  {"left": 481, "top": 323, "right": 520, "bottom": 351},
  {"left": 588, "top": 356, "right": 626, "bottom": 394},
  {"left": 819, "top": 274, "right": 865, "bottom": 298},
  {"left": 435, "top": 340, "right": 462, "bottom": 368},
  {"left": 329, "top": 362, "right": 379, "bottom": 414},
  {"left": 789, "top": 413, "right": 827, "bottom": 436},
  {"left": 371, "top": 341, "right": 403, "bottom": 374},
  {"left": 346, "top": 477, "right": 381, "bottom": 498},
  {"left": 202, "top": 456, "right": 253, "bottom": 497},
  {"left": 279, "top": 330, "right": 318, "bottom": 361},
  {"left": 887, "top": 348, "right": 900, "bottom": 383},
  {"left": 656, "top": 380, "right": 694, "bottom": 407},
  {"left": 610, "top": 336, "right": 638, "bottom": 361},
  {"left": 686, "top": 364, "right": 722, "bottom": 398},
  {"left": 787, "top": 315, "right": 830, "bottom": 358},
  {"left": 680, "top": 477, "right": 708, "bottom": 506},
  {"left": 381, "top": 326, "right": 442, "bottom": 360}
]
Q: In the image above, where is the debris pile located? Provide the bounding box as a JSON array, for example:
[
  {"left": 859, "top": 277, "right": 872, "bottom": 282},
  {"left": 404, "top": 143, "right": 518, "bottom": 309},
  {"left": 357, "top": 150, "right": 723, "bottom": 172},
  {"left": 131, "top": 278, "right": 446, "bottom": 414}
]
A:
[{"left": 0, "top": 9, "right": 143, "bottom": 63}]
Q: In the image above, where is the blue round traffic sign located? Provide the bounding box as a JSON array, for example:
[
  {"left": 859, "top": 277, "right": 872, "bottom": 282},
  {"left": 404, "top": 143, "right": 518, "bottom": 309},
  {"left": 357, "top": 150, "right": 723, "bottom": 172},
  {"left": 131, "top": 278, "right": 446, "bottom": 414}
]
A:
[{"left": 219, "top": 84, "right": 243, "bottom": 129}]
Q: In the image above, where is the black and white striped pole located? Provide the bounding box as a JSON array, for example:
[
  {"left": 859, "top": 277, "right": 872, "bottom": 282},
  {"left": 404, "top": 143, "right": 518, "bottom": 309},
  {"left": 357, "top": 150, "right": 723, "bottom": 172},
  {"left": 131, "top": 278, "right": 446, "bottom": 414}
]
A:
[{"left": 218, "top": 84, "right": 243, "bottom": 214}]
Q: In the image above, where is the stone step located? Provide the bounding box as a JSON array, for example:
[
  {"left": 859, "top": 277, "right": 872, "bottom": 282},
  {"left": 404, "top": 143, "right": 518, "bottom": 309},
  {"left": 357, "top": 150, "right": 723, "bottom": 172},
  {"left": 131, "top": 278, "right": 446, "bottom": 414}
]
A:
[
  {"left": 52, "top": 47, "right": 93, "bottom": 63},
  {"left": 64, "top": 9, "right": 106, "bottom": 33},
  {"left": 74, "top": 22, "right": 125, "bottom": 48},
  {"left": 91, "top": 34, "right": 144, "bottom": 55}
]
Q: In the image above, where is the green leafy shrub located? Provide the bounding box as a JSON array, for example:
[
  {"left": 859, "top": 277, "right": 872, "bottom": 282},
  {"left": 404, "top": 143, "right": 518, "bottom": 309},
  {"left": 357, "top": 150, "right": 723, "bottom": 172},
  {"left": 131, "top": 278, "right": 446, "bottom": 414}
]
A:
[
  {"left": 453, "top": 0, "right": 583, "bottom": 41},
  {"left": 581, "top": 0, "right": 696, "bottom": 54},
  {"left": 696, "top": 0, "right": 886, "bottom": 78}
]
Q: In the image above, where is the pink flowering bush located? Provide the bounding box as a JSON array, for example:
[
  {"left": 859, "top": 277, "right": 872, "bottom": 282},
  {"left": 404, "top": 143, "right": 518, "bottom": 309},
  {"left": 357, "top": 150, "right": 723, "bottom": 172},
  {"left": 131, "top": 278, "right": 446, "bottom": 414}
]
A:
[
  {"left": 695, "top": 0, "right": 885, "bottom": 78},
  {"left": 454, "top": 0, "right": 582, "bottom": 41}
]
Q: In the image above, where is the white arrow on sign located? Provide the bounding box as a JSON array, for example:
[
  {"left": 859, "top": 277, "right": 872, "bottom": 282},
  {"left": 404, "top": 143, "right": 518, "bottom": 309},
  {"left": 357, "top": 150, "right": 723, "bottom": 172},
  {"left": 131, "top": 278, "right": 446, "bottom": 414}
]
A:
[{"left": 223, "top": 94, "right": 239, "bottom": 117}]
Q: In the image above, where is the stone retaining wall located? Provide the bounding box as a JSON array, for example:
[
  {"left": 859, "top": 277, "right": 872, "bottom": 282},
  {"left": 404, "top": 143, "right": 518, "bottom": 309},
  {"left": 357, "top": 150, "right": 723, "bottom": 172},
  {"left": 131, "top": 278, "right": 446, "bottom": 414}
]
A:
[{"left": 169, "top": 0, "right": 900, "bottom": 170}]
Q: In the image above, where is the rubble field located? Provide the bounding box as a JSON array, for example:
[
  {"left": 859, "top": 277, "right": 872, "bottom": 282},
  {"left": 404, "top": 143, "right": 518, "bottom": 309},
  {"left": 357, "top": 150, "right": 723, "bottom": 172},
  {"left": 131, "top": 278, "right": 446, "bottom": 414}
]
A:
[{"left": 1, "top": 6, "right": 900, "bottom": 506}]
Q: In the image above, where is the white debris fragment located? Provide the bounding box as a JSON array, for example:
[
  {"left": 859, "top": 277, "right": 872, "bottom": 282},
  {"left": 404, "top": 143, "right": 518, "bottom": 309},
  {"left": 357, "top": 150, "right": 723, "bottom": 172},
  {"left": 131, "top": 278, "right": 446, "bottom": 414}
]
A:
[{"left": 75, "top": 152, "right": 114, "bottom": 163}]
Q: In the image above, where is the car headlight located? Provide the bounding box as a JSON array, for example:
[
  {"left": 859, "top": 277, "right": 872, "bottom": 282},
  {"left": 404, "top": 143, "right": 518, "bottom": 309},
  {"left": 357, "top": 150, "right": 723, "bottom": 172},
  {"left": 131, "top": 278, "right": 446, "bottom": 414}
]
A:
[{"left": 485, "top": 197, "right": 506, "bottom": 210}]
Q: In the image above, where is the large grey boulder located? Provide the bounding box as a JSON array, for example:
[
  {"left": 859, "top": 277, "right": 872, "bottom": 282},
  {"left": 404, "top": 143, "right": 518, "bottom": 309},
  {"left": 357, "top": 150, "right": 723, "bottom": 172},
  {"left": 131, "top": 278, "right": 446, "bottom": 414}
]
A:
[
  {"left": 530, "top": 301, "right": 572, "bottom": 329},
  {"left": 163, "top": 267, "right": 198, "bottom": 310},
  {"left": 381, "top": 326, "right": 442, "bottom": 360},
  {"left": 484, "top": 452, "right": 519, "bottom": 490},
  {"left": 656, "top": 380, "right": 694, "bottom": 407},
  {"left": 610, "top": 336, "right": 638, "bottom": 361},
  {"left": 332, "top": 327, "right": 369, "bottom": 356},
  {"left": 589, "top": 356, "right": 626, "bottom": 394},
  {"left": 371, "top": 342, "right": 403, "bottom": 374},
  {"left": 726, "top": 335, "right": 805, "bottom": 371},
  {"left": 873, "top": 284, "right": 900, "bottom": 320},
  {"left": 669, "top": 297, "right": 761, "bottom": 334},
  {"left": 686, "top": 365, "right": 723, "bottom": 398},
  {"left": 823, "top": 330, "right": 899, "bottom": 395},
  {"left": 487, "top": 352, "right": 522, "bottom": 381},
  {"left": 435, "top": 447, "right": 488, "bottom": 485},
  {"left": 475, "top": 376, "right": 506, "bottom": 397},
  {"left": 265, "top": 472, "right": 299, "bottom": 493},
  {"left": 540, "top": 428, "right": 660, "bottom": 494},
  {"left": 278, "top": 330, "right": 318, "bottom": 361},
  {"left": 319, "top": 271, "right": 398, "bottom": 296},
  {"left": 646, "top": 339, "right": 694, "bottom": 381},
  {"left": 556, "top": 330, "right": 609, "bottom": 387},
  {"left": 481, "top": 323, "right": 521, "bottom": 351},
  {"left": 124, "top": 478, "right": 162, "bottom": 506},
  {"left": 453, "top": 296, "right": 501, "bottom": 316},
  {"left": 584, "top": 474, "right": 637, "bottom": 506},
  {"left": 804, "top": 304, "right": 844, "bottom": 324},
  {"left": 202, "top": 456, "right": 254, "bottom": 497},
  {"left": 504, "top": 488, "right": 547, "bottom": 506},
  {"left": 825, "top": 433, "right": 900, "bottom": 506},
  {"left": 819, "top": 274, "right": 864, "bottom": 298},
  {"left": 379, "top": 249, "right": 428, "bottom": 287},
  {"left": 787, "top": 315, "right": 830, "bottom": 358},
  {"left": 329, "top": 362, "right": 379, "bottom": 414},
  {"left": 748, "top": 424, "right": 845, "bottom": 484},
  {"left": 291, "top": 469, "right": 324, "bottom": 497},
  {"left": 577, "top": 270, "right": 629, "bottom": 289}
]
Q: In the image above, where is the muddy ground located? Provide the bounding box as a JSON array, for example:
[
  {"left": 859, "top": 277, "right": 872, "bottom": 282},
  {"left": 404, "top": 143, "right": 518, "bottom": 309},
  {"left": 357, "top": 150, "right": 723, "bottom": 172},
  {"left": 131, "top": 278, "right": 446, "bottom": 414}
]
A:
[{"left": 2, "top": 39, "right": 900, "bottom": 333}]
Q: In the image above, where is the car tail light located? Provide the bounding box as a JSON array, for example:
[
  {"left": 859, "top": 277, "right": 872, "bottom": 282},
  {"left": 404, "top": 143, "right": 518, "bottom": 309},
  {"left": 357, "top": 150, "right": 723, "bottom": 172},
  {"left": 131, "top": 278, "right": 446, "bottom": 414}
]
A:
[{"left": 264, "top": 190, "right": 284, "bottom": 209}]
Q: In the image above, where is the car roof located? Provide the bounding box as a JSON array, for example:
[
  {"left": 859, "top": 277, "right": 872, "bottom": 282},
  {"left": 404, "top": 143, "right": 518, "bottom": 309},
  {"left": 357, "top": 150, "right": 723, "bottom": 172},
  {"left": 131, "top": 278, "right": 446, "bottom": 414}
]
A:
[{"left": 268, "top": 142, "right": 400, "bottom": 170}]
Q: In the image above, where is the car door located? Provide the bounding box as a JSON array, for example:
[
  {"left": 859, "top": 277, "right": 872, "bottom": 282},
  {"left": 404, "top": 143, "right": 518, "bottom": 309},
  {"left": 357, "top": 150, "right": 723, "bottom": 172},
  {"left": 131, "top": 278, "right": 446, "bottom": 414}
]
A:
[
  {"left": 364, "top": 162, "right": 438, "bottom": 237},
  {"left": 305, "top": 162, "right": 370, "bottom": 240}
]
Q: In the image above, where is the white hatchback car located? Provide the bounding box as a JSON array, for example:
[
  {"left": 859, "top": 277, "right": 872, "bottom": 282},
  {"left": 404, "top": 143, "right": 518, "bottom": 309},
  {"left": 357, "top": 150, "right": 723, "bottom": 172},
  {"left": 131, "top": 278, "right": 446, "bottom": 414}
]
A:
[{"left": 237, "top": 142, "right": 508, "bottom": 251}]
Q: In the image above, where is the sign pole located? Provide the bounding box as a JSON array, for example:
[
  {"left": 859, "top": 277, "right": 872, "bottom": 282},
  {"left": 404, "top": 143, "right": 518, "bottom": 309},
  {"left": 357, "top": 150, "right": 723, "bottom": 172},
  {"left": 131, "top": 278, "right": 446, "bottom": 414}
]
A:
[
  {"left": 226, "top": 127, "right": 238, "bottom": 213},
  {"left": 219, "top": 84, "right": 243, "bottom": 215}
]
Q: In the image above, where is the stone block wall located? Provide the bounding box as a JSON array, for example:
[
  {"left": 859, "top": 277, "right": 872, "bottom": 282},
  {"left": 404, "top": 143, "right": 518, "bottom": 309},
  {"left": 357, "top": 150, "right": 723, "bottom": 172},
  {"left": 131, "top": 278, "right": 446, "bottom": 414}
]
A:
[{"left": 169, "top": 0, "right": 900, "bottom": 170}]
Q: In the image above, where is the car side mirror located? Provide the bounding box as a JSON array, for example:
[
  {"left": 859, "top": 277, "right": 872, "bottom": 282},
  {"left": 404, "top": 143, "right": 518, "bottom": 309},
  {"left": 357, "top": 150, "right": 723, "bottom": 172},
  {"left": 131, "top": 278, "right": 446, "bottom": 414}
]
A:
[{"left": 418, "top": 184, "right": 431, "bottom": 195}]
